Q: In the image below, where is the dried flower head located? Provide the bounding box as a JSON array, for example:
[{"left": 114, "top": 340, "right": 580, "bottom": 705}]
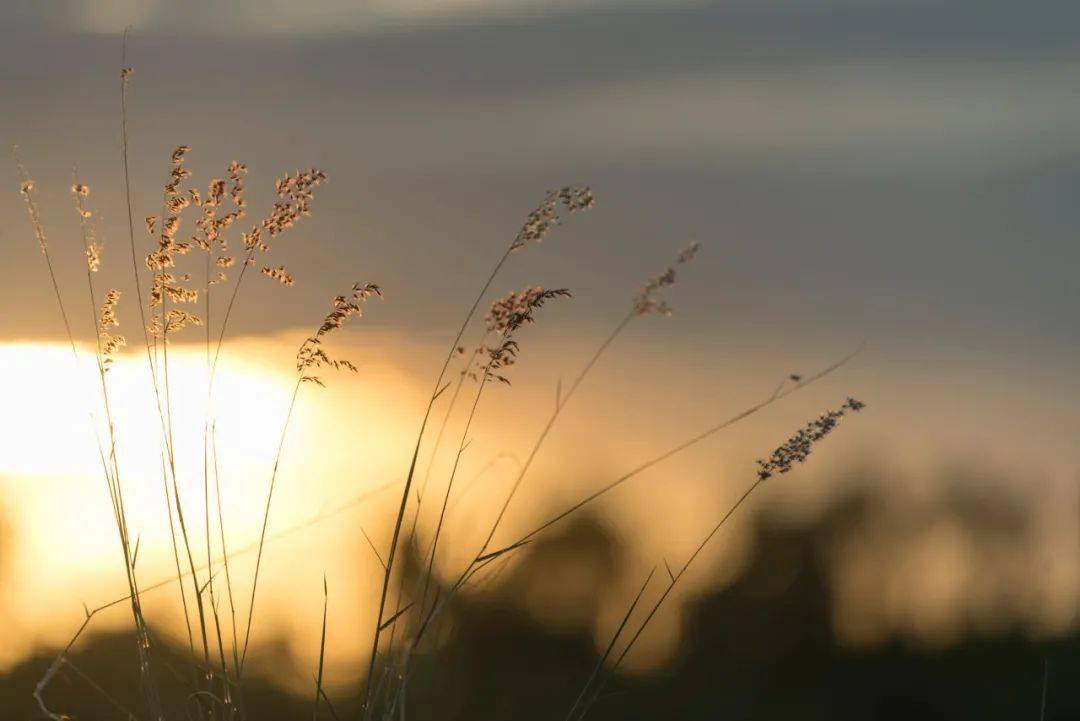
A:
[
  {"left": 164, "top": 145, "right": 192, "bottom": 196},
  {"left": 485, "top": 287, "right": 572, "bottom": 335},
  {"left": 633, "top": 241, "right": 701, "bottom": 317},
  {"left": 171, "top": 145, "right": 190, "bottom": 164},
  {"left": 190, "top": 159, "right": 248, "bottom": 256},
  {"left": 99, "top": 289, "right": 120, "bottom": 332},
  {"left": 148, "top": 271, "right": 199, "bottom": 307},
  {"left": 296, "top": 282, "right": 382, "bottom": 385},
  {"left": 261, "top": 265, "right": 295, "bottom": 287},
  {"left": 149, "top": 308, "right": 203, "bottom": 338},
  {"left": 243, "top": 167, "right": 327, "bottom": 255},
  {"left": 98, "top": 289, "right": 126, "bottom": 362},
  {"left": 510, "top": 185, "right": 594, "bottom": 251},
  {"left": 139, "top": 148, "right": 324, "bottom": 319},
  {"left": 756, "top": 398, "right": 865, "bottom": 481},
  {"left": 85, "top": 242, "right": 102, "bottom": 273},
  {"left": 17, "top": 172, "right": 49, "bottom": 255},
  {"left": 71, "top": 180, "right": 103, "bottom": 271},
  {"left": 140, "top": 148, "right": 206, "bottom": 317},
  {"left": 476, "top": 286, "right": 571, "bottom": 384}
]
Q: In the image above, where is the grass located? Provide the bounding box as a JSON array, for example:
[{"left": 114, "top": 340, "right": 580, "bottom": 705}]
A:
[{"left": 12, "top": 46, "right": 863, "bottom": 721}]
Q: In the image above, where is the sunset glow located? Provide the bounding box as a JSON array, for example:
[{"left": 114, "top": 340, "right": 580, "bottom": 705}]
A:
[{"left": 3, "top": 1, "right": 1080, "bottom": 717}]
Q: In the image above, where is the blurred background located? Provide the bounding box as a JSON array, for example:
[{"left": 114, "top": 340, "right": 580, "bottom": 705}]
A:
[{"left": 1, "top": 0, "right": 1078, "bottom": 718}]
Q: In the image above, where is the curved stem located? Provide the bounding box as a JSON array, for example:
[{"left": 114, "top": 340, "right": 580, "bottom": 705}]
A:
[
  {"left": 361, "top": 244, "right": 514, "bottom": 714},
  {"left": 239, "top": 377, "right": 303, "bottom": 674},
  {"left": 475, "top": 311, "right": 634, "bottom": 559},
  {"left": 417, "top": 367, "right": 490, "bottom": 624}
]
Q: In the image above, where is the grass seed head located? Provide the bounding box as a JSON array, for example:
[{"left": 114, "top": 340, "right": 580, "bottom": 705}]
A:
[
  {"left": 633, "top": 240, "right": 701, "bottom": 317},
  {"left": 510, "top": 185, "right": 594, "bottom": 251},
  {"left": 756, "top": 398, "right": 866, "bottom": 480}
]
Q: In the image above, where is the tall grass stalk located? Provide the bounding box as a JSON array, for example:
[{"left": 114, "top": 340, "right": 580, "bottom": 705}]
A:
[
  {"left": 476, "top": 347, "right": 861, "bottom": 565},
  {"left": 575, "top": 398, "right": 867, "bottom": 720},
  {"left": 119, "top": 59, "right": 205, "bottom": 693},
  {"left": 18, "top": 160, "right": 164, "bottom": 720},
  {"left": 406, "top": 243, "right": 699, "bottom": 660},
  {"left": 361, "top": 245, "right": 514, "bottom": 714},
  {"left": 18, "top": 78, "right": 865, "bottom": 719},
  {"left": 313, "top": 576, "right": 330, "bottom": 721},
  {"left": 239, "top": 377, "right": 302, "bottom": 674},
  {"left": 406, "top": 348, "right": 859, "bottom": 661},
  {"left": 212, "top": 425, "right": 243, "bottom": 675},
  {"left": 361, "top": 187, "right": 594, "bottom": 715},
  {"left": 242, "top": 283, "right": 380, "bottom": 675},
  {"left": 564, "top": 567, "right": 656, "bottom": 721}
]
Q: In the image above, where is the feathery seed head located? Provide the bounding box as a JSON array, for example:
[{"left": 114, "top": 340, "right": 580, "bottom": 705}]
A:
[
  {"left": 755, "top": 398, "right": 865, "bottom": 481},
  {"left": 477, "top": 286, "right": 571, "bottom": 384},
  {"left": 633, "top": 240, "right": 702, "bottom": 317},
  {"left": 510, "top": 185, "right": 594, "bottom": 251},
  {"left": 98, "top": 289, "right": 126, "bottom": 362},
  {"left": 296, "top": 282, "right": 382, "bottom": 384},
  {"left": 261, "top": 265, "right": 295, "bottom": 287},
  {"left": 485, "top": 287, "right": 571, "bottom": 335}
]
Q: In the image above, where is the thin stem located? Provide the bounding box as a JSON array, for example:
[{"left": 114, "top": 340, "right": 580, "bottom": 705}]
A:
[
  {"left": 622, "top": 478, "right": 762, "bottom": 666},
  {"left": 313, "top": 577, "right": 329, "bottom": 721},
  {"left": 212, "top": 426, "right": 242, "bottom": 675},
  {"left": 475, "top": 311, "right": 634, "bottom": 559},
  {"left": 384, "top": 334, "right": 486, "bottom": 668},
  {"left": 163, "top": 330, "right": 214, "bottom": 672},
  {"left": 575, "top": 477, "right": 768, "bottom": 721},
  {"left": 409, "top": 310, "right": 634, "bottom": 651},
  {"left": 64, "top": 660, "right": 141, "bottom": 721},
  {"left": 417, "top": 366, "right": 490, "bottom": 624},
  {"left": 162, "top": 457, "right": 198, "bottom": 660},
  {"left": 362, "top": 244, "right": 514, "bottom": 714},
  {"left": 410, "top": 348, "right": 860, "bottom": 653},
  {"left": 565, "top": 567, "right": 655, "bottom": 721},
  {"left": 418, "top": 337, "right": 488, "bottom": 504},
  {"left": 14, "top": 158, "right": 79, "bottom": 360},
  {"left": 119, "top": 30, "right": 154, "bottom": 371},
  {"left": 208, "top": 249, "right": 253, "bottom": 391},
  {"left": 477, "top": 346, "right": 862, "bottom": 564},
  {"left": 239, "top": 377, "right": 303, "bottom": 674},
  {"left": 72, "top": 171, "right": 163, "bottom": 721},
  {"left": 52, "top": 478, "right": 400, "bottom": 654}
]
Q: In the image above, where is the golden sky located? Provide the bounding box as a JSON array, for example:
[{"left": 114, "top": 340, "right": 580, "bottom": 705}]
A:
[{"left": 2, "top": 0, "right": 1079, "bottom": 689}]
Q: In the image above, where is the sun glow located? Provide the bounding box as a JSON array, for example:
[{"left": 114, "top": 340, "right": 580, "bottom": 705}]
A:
[
  {"left": 0, "top": 335, "right": 421, "bottom": 669},
  {"left": 0, "top": 341, "right": 288, "bottom": 478}
]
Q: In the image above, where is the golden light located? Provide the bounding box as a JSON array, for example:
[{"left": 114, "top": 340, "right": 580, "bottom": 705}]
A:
[{"left": 0, "top": 335, "right": 421, "bottom": 671}]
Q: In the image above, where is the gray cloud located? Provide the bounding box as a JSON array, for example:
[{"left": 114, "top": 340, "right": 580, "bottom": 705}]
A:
[{"left": 1, "top": 0, "right": 1078, "bottom": 350}]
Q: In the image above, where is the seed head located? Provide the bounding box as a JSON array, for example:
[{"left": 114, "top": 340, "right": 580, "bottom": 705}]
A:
[
  {"left": 510, "top": 185, "right": 594, "bottom": 251},
  {"left": 296, "top": 282, "right": 382, "bottom": 385},
  {"left": 634, "top": 241, "right": 701, "bottom": 317},
  {"left": 756, "top": 398, "right": 865, "bottom": 481},
  {"left": 485, "top": 287, "right": 571, "bottom": 335},
  {"left": 477, "top": 286, "right": 571, "bottom": 384}
]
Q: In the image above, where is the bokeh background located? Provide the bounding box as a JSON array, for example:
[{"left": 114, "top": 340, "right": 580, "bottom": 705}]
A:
[{"left": 1, "top": 0, "right": 1079, "bottom": 718}]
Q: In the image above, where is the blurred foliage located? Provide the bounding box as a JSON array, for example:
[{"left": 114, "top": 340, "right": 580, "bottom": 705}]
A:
[{"left": 2, "top": 488, "right": 1078, "bottom": 719}]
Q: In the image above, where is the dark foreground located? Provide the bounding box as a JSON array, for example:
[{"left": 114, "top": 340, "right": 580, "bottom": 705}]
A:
[{"left": 4, "top": 483, "right": 1078, "bottom": 720}]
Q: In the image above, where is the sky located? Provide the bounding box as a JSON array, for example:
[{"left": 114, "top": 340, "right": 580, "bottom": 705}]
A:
[{"left": 1, "top": 0, "right": 1079, "bottom": 682}]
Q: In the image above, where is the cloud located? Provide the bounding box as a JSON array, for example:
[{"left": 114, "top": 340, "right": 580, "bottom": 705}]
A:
[
  {"left": 50, "top": 0, "right": 707, "bottom": 36},
  {"left": 303, "top": 58, "right": 1080, "bottom": 175}
]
